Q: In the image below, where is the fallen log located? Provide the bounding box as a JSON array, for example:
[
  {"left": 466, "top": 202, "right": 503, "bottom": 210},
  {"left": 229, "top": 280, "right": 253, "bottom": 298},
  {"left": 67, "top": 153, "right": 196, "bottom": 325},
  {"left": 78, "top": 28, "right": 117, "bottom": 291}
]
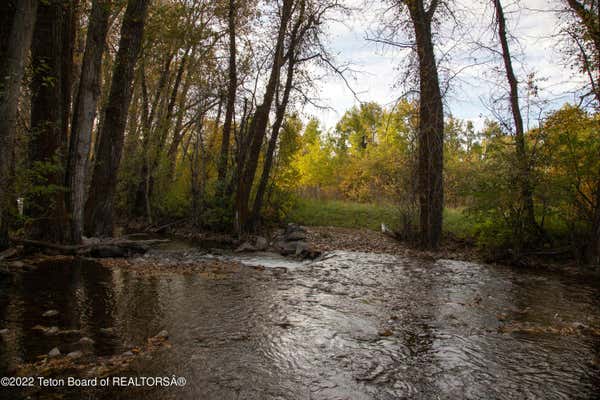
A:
[
  {"left": 16, "top": 238, "right": 170, "bottom": 258},
  {"left": 0, "top": 247, "right": 20, "bottom": 261},
  {"left": 145, "top": 218, "right": 186, "bottom": 234}
]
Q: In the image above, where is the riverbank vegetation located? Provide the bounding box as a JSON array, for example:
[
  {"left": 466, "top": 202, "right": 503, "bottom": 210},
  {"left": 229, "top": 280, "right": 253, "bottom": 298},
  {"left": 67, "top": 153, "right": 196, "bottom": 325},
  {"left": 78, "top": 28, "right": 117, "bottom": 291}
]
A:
[{"left": 0, "top": 0, "right": 599, "bottom": 267}]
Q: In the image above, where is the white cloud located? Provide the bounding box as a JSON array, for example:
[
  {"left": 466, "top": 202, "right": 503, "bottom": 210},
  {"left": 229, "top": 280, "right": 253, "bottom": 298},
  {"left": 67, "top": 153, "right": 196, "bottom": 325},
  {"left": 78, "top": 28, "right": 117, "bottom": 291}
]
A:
[{"left": 304, "top": 0, "right": 586, "bottom": 131}]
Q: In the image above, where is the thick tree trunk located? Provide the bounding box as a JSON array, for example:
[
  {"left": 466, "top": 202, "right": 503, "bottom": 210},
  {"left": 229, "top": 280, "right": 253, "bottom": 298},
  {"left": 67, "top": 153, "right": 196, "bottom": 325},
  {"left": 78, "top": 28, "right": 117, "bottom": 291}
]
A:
[
  {"left": 236, "top": 0, "right": 294, "bottom": 232},
  {"left": 216, "top": 0, "right": 238, "bottom": 197},
  {"left": 28, "top": 0, "right": 71, "bottom": 243},
  {"left": 85, "top": 0, "right": 149, "bottom": 237},
  {"left": 407, "top": 0, "right": 444, "bottom": 250},
  {"left": 66, "top": 0, "right": 111, "bottom": 243},
  {"left": 494, "top": 0, "right": 537, "bottom": 243},
  {"left": 0, "top": 0, "right": 38, "bottom": 250}
]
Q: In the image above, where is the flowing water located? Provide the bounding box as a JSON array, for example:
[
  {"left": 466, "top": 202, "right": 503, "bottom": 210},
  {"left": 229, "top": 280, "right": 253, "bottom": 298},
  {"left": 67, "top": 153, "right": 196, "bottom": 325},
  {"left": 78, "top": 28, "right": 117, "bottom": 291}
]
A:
[{"left": 0, "top": 245, "right": 599, "bottom": 399}]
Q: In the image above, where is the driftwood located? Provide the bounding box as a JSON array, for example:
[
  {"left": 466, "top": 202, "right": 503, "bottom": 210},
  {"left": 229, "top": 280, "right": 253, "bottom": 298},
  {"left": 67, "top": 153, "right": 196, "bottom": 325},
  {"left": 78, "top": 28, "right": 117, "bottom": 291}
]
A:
[{"left": 16, "top": 238, "right": 170, "bottom": 258}]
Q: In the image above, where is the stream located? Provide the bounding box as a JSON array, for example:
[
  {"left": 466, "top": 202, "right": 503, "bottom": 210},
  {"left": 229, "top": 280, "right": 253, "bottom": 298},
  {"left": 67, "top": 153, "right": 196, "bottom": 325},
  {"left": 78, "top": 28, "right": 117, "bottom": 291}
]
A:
[{"left": 0, "top": 242, "right": 599, "bottom": 399}]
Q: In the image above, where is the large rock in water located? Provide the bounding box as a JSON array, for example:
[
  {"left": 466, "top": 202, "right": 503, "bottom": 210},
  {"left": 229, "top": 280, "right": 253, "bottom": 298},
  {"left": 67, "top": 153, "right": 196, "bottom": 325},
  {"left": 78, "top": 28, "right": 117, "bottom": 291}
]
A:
[
  {"left": 255, "top": 236, "right": 268, "bottom": 251},
  {"left": 275, "top": 224, "right": 321, "bottom": 260},
  {"left": 235, "top": 236, "right": 269, "bottom": 253}
]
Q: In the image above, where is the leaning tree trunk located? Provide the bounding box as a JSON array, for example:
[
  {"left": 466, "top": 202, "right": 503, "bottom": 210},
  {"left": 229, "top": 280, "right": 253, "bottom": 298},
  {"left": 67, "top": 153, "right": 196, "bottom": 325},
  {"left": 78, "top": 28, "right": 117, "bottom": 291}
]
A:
[
  {"left": 28, "top": 0, "right": 72, "bottom": 243},
  {"left": 216, "top": 0, "right": 238, "bottom": 199},
  {"left": 250, "top": 57, "right": 297, "bottom": 230},
  {"left": 406, "top": 0, "right": 444, "bottom": 250},
  {"left": 0, "top": 0, "right": 38, "bottom": 250},
  {"left": 66, "top": 0, "right": 111, "bottom": 244},
  {"left": 144, "top": 49, "right": 189, "bottom": 212},
  {"left": 493, "top": 0, "right": 538, "bottom": 245},
  {"left": 134, "top": 54, "right": 173, "bottom": 220},
  {"left": 236, "top": 0, "right": 294, "bottom": 233},
  {"left": 85, "top": 0, "right": 149, "bottom": 237}
]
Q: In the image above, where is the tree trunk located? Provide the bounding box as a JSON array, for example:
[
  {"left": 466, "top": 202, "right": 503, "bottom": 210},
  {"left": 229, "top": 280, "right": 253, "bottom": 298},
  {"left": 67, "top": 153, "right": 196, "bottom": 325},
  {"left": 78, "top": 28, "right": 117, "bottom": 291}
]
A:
[
  {"left": 236, "top": 0, "right": 294, "bottom": 232},
  {"left": 85, "top": 0, "right": 149, "bottom": 237},
  {"left": 406, "top": 0, "right": 444, "bottom": 250},
  {"left": 133, "top": 54, "right": 173, "bottom": 220},
  {"left": 28, "top": 0, "right": 71, "bottom": 243},
  {"left": 563, "top": 0, "right": 600, "bottom": 266},
  {"left": 191, "top": 116, "right": 204, "bottom": 227},
  {"left": 166, "top": 72, "right": 193, "bottom": 181},
  {"left": 250, "top": 0, "right": 308, "bottom": 229},
  {"left": 493, "top": 0, "right": 538, "bottom": 244},
  {"left": 589, "top": 178, "right": 600, "bottom": 265},
  {"left": 216, "top": 0, "right": 238, "bottom": 198},
  {"left": 66, "top": 0, "right": 111, "bottom": 243},
  {"left": 0, "top": 0, "right": 38, "bottom": 250},
  {"left": 145, "top": 49, "right": 189, "bottom": 208},
  {"left": 250, "top": 46, "right": 301, "bottom": 228}
]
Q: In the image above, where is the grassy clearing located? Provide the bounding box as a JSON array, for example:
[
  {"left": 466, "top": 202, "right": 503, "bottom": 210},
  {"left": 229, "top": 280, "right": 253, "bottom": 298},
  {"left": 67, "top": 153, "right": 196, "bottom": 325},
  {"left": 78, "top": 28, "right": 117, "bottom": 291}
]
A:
[
  {"left": 287, "top": 198, "right": 399, "bottom": 231},
  {"left": 288, "top": 198, "right": 475, "bottom": 238}
]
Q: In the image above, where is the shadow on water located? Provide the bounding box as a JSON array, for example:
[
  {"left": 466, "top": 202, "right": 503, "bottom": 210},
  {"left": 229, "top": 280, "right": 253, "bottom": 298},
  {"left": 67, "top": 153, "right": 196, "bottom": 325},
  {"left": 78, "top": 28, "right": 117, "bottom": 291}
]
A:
[{"left": 1, "top": 250, "right": 599, "bottom": 399}]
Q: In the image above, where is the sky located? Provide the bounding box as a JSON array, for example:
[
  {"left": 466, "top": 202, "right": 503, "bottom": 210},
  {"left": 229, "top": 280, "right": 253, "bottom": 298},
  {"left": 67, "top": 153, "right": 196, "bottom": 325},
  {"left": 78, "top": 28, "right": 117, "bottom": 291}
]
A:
[{"left": 304, "top": 0, "right": 585, "bottom": 131}]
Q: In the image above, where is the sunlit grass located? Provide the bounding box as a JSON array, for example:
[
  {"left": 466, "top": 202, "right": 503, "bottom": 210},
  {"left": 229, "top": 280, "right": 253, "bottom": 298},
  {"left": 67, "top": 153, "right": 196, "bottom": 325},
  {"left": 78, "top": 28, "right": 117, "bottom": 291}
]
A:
[
  {"left": 287, "top": 198, "right": 399, "bottom": 230},
  {"left": 288, "top": 198, "right": 474, "bottom": 238}
]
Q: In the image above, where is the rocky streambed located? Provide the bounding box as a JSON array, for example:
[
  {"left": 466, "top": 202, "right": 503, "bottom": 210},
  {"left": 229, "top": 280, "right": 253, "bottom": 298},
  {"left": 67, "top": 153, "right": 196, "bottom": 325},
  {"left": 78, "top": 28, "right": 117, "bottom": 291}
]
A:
[{"left": 0, "top": 231, "right": 599, "bottom": 399}]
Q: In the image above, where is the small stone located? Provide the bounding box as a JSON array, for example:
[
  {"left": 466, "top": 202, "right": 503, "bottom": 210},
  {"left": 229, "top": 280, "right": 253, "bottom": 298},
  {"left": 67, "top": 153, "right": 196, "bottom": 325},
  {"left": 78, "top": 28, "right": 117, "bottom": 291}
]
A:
[
  {"left": 67, "top": 351, "right": 83, "bottom": 359},
  {"left": 48, "top": 347, "right": 61, "bottom": 358},
  {"left": 9, "top": 261, "right": 24, "bottom": 268},
  {"left": 572, "top": 322, "right": 588, "bottom": 330},
  {"left": 122, "top": 351, "right": 134, "bottom": 356},
  {"left": 155, "top": 330, "right": 169, "bottom": 339},
  {"left": 44, "top": 326, "right": 60, "bottom": 335},
  {"left": 42, "top": 310, "right": 59, "bottom": 317},
  {"left": 378, "top": 329, "right": 393, "bottom": 337},
  {"left": 78, "top": 336, "right": 95, "bottom": 345},
  {"left": 100, "top": 327, "right": 114, "bottom": 334},
  {"left": 0, "top": 329, "right": 8, "bottom": 335}
]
